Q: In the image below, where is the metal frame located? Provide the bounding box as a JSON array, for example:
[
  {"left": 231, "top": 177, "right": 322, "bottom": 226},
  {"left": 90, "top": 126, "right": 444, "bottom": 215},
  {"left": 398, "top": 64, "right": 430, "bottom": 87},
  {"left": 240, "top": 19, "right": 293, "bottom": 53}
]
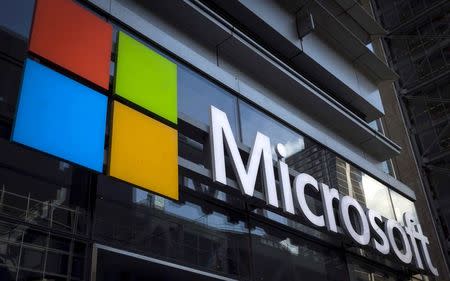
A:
[{"left": 372, "top": 0, "right": 450, "bottom": 270}]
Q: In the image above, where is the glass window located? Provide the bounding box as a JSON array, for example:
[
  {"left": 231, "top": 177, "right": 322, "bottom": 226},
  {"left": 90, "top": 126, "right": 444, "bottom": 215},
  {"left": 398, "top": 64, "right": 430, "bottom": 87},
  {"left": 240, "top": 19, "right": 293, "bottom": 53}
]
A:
[
  {"left": 0, "top": 59, "right": 22, "bottom": 121},
  {"left": 0, "top": 221, "right": 88, "bottom": 281},
  {"left": 239, "top": 100, "right": 305, "bottom": 158},
  {"left": 0, "top": 0, "right": 34, "bottom": 61},
  {"left": 0, "top": 223, "right": 21, "bottom": 279},
  {"left": 380, "top": 159, "right": 396, "bottom": 177},
  {"left": 0, "top": 139, "right": 93, "bottom": 235},
  {"left": 94, "top": 175, "right": 251, "bottom": 279},
  {"left": 178, "top": 65, "right": 240, "bottom": 136},
  {"left": 390, "top": 190, "right": 418, "bottom": 224},
  {"left": 0, "top": 257, "right": 16, "bottom": 281},
  {"left": 238, "top": 101, "right": 336, "bottom": 192},
  {"left": 0, "top": 0, "right": 35, "bottom": 39},
  {"left": 335, "top": 158, "right": 366, "bottom": 204},
  {"left": 348, "top": 259, "right": 397, "bottom": 281},
  {"left": 361, "top": 174, "right": 396, "bottom": 219},
  {"left": 133, "top": 188, "right": 149, "bottom": 205},
  {"left": 251, "top": 206, "right": 330, "bottom": 241},
  {"left": 333, "top": 156, "right": 396, "bottom": 220},
  {"left": 250, "top": 221, "right": 349, "bottom": 281},
  {"left": 96, "top": 246, "right": 240, "bottom": 281},
  {"left": 182, "top": 175, "right": 246, "bottom": 211}
]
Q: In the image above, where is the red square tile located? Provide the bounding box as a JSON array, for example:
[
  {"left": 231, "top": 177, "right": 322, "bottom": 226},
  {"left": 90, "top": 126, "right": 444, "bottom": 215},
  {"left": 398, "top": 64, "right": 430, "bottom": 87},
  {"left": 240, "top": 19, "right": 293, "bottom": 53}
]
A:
[{"left": 30, "top": 0, "right": 113, "bottom": 89}]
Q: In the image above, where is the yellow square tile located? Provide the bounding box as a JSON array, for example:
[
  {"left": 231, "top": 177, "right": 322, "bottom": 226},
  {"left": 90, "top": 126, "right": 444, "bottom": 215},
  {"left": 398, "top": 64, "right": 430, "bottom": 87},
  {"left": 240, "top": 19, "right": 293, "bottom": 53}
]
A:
[{"left": 109, "top": 101, "right": 178, "bottom": 200}]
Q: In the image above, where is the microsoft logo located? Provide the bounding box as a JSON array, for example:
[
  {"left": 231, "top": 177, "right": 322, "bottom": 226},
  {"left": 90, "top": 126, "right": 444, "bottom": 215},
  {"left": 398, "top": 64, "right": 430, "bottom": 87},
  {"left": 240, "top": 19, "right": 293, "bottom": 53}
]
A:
[
  {"left": 11, "top": 0, "right": 179, "bottom": 200},
  {"left": 109, "top": 32, "right": 178, "bottom": 200}
]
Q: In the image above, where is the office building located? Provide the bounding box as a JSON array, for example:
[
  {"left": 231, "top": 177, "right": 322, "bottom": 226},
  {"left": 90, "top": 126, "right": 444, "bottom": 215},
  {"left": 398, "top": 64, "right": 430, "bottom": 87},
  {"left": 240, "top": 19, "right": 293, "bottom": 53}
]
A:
[{"left": 0, "top": 0, "right": 448, "bottom": 280}]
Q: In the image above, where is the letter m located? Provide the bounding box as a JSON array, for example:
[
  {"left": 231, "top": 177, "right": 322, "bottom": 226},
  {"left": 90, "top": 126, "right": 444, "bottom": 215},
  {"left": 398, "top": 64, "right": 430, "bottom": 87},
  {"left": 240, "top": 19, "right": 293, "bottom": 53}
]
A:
[{"left": 209, "top": 106, "right": 278, "bottom": 207}]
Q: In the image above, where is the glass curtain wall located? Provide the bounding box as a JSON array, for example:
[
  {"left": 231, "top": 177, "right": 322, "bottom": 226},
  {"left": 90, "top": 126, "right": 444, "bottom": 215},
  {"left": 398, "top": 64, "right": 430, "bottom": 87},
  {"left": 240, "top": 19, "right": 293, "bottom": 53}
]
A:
[{"left": 0, "top": 1, "right": 421, "bottom": 280}]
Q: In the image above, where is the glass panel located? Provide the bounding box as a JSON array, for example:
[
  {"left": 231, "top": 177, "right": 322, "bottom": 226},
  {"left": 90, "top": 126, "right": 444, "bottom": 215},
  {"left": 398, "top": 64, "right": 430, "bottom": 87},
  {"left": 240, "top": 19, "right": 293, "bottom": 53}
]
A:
[
  {"left": 71, "top": 256, "right": 85, "bottom": 279},
  {"left": 334, "top": 157, "right": 366, "bottom": 204},
  {"left": 348, "top": 260, "right": 397, "bottom": 281},
  {"left": 333, "top": 156, "right": 396, "bottom": 220},
  {"left": 0, "top": 59, "right": 22, "bottom": 121},
  {"left": 48, "top": 235, "right": 71, "bottom": 252},
  {"left": 361, "top": 174, "right": 396, "bottom": 219},
  {"left": 390, "top": 190, "right": 417, "bottom": 224},
  {"left": 17, "top": 269, "right": 42, "bottom": 281},
  {"left": 0, "top": 221, "right": 87, "bottom": 281},
  {"left": 0, "top": 241, "right": 20, "bottom": 271},
  {"left": 23, "top": 229, "right": 47, "bottom": 248},
  {"left": 96, "top": 247, "right": 240, "bottom": 281},
  {"left": 0, "top": 139, "right": 93, "bottom": 235},
  {"left": 94, "top": 175, "right": 251, "bottom": 279},
  {"left": 0, "top": 265, "right": 16, "bottom": 281},
  {"left": 0, "top": 0, "right": 35, "bottom": 39},
  {"left": 0, "top": 0, "right": 34, "bottom": 61},
  {"left": 380, "top": 160, "right": 396, "bottom": 177},
  {"left": 250, "top": 221, "right": 349, "bottom": 281},
  {"left": 182, "top": 175, "right": 246, "bottom": 211},
  {"left": 178, "top": 65, "right": 239, "bottom": 136},
  {"left": 240, "top": 100, "right": 305, "bottom": 158},
  {"left": 45, "top": 252, "right": 69, "bottom": 275},
  {"left": 251, "top": 206, "right": 330, "bottom": 241},
  {"left": 239, "top": 101, "right": 337, "bottom": 190},
  {"left": 20, "top": 246, "right": 45, "bottom": 271}
]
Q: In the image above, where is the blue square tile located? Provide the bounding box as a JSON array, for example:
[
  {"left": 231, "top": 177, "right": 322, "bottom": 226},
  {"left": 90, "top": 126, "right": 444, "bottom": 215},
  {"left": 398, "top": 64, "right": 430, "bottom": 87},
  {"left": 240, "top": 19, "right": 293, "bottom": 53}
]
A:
[{"left": 12, "top": 59, "right": 108, "bottom": 172}]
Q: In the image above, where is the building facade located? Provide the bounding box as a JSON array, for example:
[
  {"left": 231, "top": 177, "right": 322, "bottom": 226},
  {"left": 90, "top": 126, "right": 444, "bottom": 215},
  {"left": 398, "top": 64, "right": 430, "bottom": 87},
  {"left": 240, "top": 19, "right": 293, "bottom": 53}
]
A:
[
  {"left": 0, "top": 0, "right": 448, "bottom": 281},
  {"left": 371, "top": 0, "right": 450, "bottom": 269}
]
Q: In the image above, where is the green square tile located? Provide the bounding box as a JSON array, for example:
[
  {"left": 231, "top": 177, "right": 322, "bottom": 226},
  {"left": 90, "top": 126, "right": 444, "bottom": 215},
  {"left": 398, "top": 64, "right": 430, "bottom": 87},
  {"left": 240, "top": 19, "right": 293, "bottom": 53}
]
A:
[{"left": 115, "top": 32, "right": 177, "bottom": 124}]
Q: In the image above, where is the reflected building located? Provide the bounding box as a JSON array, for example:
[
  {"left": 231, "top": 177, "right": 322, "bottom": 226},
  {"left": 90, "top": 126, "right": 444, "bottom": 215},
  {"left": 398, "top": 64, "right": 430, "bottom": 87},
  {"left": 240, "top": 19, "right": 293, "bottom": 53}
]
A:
[
  {"left": 286, "top": 142, "right": 366, "bottom": 206},
  {"left": 286, "top": 139, "right": 333, "bottom": 186}
]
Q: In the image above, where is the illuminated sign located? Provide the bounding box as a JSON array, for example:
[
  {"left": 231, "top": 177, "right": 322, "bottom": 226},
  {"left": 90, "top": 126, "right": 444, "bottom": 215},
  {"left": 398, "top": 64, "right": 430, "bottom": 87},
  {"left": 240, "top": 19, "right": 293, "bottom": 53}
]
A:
[
  {"left": 29, "top": 0, "right": 113, "bottom": 89},
  {"left": 109, "top": 101, "right": 178, "bottom": 200},
  {"left": 21, "top": 0, "right": 179, "bottom": 199},
  {"left": 210, "top": 105, "right": 439, "bottom": 276},
  {"left": 12, "top": 59, "right": 107, "bottom": 172},
  {"left": 109, "top": 31, "right": 178, "bottom": 200}
]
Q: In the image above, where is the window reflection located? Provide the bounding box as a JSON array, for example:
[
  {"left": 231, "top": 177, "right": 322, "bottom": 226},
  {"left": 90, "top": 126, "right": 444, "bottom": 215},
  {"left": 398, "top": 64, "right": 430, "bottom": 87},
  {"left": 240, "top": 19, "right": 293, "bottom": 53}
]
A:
[
  {"left": 0, "top": 0, "right": 35, "bottom": 39},
  {"left": 361, "top": 174, "right": 396, "bottom": 219},
  {"left": 333, "top": 156, "right": 396, "bottom": 220},
  {"left": 0, "top": 221, "right": 87, "bottom": 281},
  {"left": 0, "top": 140, "right": 92, "bottom": 235},
  {"left": 175, "top": 53, "right": 406, "bottom": 234},
  {"left": 0, "top": 59, "right": 22, "bottom": 121},
  {"left": 251, "top": 207, "right": 330, "bottom": 241},
  {"left": 286, "top": 139, "right": 334, "bottom": 185},
  {"left": 0, "top": 0, "right": 34, "bottom": 63},
  {"left": 334, "top": 157, "right": 366, "bottom": 204},
  {"left": 250, "top": 221, "right": 349, "bottom": 281},
  {"left": 348, "top": 260, "right": 397, "bottom": 281},
  {"left": 182, "top": 176, "right": 246, "bottom": 211},
  {"left": 239, "top": 100, "right": 305, "bottom": 158},
  {"left": 95, "top": 176, "right": 251, "bottom": 279},
  {"left": 178, "top": 65, "right": 240, "bottom": 136},
  {"left": 133, "top": 188, "right": 149, "bottom": 205},
  {"left": 96, "top": 247, "right": 244, "bottom": 281},
  {"left": 380, "top": 159, "right": 396, "bottom": 177},
  {"left": 390, "top": 190, "right": 417, "bottom": 224}
]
